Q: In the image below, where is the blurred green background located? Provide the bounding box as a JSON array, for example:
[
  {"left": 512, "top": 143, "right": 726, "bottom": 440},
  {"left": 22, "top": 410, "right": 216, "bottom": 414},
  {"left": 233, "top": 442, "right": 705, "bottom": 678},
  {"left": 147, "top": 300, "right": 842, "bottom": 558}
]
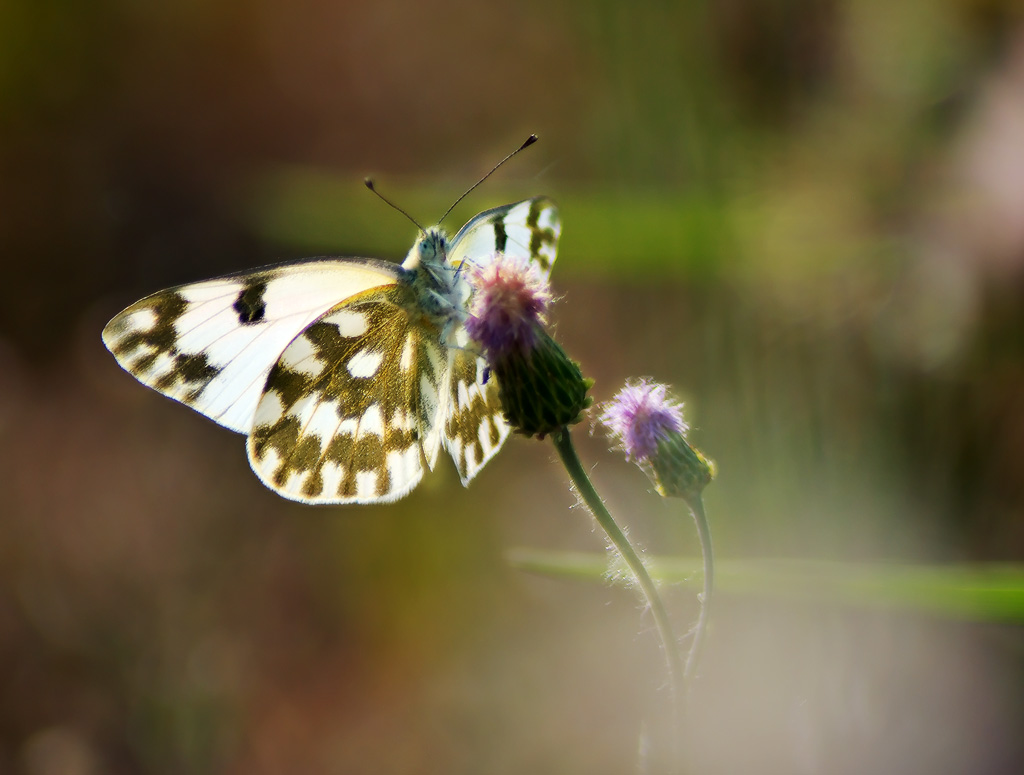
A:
[{"left": 2, "top": 0, "right": 1024, "bottom": 772}]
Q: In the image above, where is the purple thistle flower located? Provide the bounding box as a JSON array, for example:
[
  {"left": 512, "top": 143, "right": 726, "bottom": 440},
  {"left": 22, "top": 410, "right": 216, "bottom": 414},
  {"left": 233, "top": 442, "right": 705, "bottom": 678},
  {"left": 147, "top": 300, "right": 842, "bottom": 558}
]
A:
[
  {"left": 465, "top": 254, "right": 552, "bottom": 359},
  {"left": 599, "top": 379, "right": 688, "bottom": 463},
  {"left": 463, "top": 252, "right": 590, "bottom": 438}
]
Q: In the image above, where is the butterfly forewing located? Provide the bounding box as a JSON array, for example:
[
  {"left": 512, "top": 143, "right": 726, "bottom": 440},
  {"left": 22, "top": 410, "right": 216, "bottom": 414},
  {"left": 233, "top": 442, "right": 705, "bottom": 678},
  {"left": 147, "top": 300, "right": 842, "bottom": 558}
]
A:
[
  {"left": 447, "top": 197, "right": 561, "bottom": 277},
  {"left": 102, "top": 259, "right": 402, "bottom": 433},
  {"left": 246, "top": 284, "right": 446, "bottom": 504}
]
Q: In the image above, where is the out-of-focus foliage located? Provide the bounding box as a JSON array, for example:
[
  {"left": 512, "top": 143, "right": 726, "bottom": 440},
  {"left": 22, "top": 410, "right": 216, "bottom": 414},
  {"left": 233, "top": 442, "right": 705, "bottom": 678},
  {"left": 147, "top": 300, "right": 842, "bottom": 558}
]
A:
[
  {"left": 2, "top": 0, "right": 1023, "bottom": 773},
  {"left": 511, "top": 549, "right": 1024, "bottom": 622}
]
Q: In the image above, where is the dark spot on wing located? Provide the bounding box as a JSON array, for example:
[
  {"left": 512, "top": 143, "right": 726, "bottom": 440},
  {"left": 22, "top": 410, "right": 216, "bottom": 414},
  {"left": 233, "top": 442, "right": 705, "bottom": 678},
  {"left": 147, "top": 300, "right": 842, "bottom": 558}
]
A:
[
  {"left": 154, "top": 352, "right": 219, "bottom": 394},
  {"left": 234, "top": 281, "right": 268, "bottom": 324},
  {"left": 491, "top": 216, "right": 508, "bottom": 253},
  {"left": 527, "top": 199, "right": 557, "bottom": 270},
  {"left": 110, "top": 291, "right": 188, "bottom": 359}
]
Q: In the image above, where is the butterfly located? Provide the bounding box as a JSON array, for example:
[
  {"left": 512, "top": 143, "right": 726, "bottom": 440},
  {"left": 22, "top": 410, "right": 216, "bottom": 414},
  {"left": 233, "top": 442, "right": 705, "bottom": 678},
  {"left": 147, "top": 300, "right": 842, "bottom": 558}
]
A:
[{"left": 102, "top": 196, "right": 561, "bottom": 504}]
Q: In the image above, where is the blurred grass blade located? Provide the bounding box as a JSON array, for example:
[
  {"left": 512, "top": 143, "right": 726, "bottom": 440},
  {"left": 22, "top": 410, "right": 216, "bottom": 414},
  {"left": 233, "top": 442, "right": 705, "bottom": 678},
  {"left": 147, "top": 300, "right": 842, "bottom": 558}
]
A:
[
  {"left": 245, "top": 167, "right": 730, "bottom": 279},
  {"left": 506, "top": 549, "right": 1024, "bottom": 622}
]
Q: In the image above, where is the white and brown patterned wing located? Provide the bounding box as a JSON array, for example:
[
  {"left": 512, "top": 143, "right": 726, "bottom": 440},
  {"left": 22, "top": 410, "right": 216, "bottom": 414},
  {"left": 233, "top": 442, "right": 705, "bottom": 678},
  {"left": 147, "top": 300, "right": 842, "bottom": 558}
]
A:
[
  {"left": 441, "top": 333, "right": 510, "bottom": 486},
  {"left": 247, "top": 284, "right": 447, "bottom": 504},
  {"left": 102, "top": 258, "right": 403, "bottom": 434},
  {"left": 447, "top": 197, "right": 561, "bottom": 277}
]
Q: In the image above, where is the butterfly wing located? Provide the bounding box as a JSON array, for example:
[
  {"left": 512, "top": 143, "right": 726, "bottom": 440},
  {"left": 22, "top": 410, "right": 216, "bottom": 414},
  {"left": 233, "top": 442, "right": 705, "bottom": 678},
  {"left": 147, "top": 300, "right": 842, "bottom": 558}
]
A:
[
  {"left": 441, "top": 334, "right": 510, "bottom": 486},
  {"left": 102, "top": 258, "right": 402, "bottom": 434},
  {"left": 437, "top": 197, "right": 561, "bottom": 485},
  {"left": 246, "top": 283, "right": 448, "bottom": 504},
  {"left": 447, "top": 197, "right": 561, "bottom": 277}
]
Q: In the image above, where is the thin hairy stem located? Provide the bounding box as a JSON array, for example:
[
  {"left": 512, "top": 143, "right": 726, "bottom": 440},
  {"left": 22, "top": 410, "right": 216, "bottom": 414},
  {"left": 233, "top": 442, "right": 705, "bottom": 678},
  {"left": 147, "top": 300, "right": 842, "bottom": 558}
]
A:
[
  {"left": 552, "top": 426, "right": 682, "bottom": 769},
  {"left": 683, "top": 494, "right": 713, "bottom": 682}
]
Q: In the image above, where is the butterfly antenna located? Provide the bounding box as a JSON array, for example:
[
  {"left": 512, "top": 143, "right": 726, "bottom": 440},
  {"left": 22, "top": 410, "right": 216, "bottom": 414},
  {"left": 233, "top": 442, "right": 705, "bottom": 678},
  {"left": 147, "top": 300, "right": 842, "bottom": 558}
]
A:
[
  {"left": 364, "top": 178, "right": 426, "bottom": 233},
  {"left": 438, "top": 134, "right": 538, "bottom": 225}
]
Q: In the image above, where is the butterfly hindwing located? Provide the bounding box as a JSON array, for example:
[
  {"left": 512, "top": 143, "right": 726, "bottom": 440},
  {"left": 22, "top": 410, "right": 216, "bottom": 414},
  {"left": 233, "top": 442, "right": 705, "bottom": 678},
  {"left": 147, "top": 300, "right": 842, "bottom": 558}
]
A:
[
  {"left": 246, "top": 284, "right": 446, "bottom": 504},
  {"left": 447, "top": 197, "right": 561, "bottom": 277},
  {"left": 442, "top": 339, "right": 510, "bottom": 486},
  {"left": 437, "top": 196, "right": 560, "bottom": 486},
  {"left": 102, "top": 259, "right": 402, "bottom": 433}
]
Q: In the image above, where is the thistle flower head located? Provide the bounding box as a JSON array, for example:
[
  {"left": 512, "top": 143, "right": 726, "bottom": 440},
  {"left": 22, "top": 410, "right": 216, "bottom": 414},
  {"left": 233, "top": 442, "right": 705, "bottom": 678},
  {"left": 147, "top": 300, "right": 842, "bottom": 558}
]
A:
[
  {"left": 464, "top": 253, "right": 590, "bottom": 439},
  {"left": 599, "top": 379, "right": 714, "bottom": 500},
  {"left": 465, "top": 254, "right": 552, "bottom": 359},
  {"left": 599, "top": 379, "right": 687, "bottom": 463}
]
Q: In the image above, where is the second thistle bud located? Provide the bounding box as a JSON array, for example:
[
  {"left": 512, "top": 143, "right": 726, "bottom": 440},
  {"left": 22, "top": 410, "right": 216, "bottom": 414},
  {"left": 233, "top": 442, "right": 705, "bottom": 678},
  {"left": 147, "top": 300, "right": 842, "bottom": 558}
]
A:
[
  {"left": 599, "top": 379, "right": 715, "bottom": 502},
  {"left": 465, "top": 254, "right": 591, "bottom": 438},
  {"left": 648, "top": 431, "right": 716, "bottom": 499}
]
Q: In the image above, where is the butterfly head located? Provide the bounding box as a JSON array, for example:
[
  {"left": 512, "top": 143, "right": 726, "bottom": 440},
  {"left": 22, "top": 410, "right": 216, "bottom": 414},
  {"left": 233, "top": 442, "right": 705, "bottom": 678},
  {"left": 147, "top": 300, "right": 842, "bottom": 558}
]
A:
[{"left": 403, "top": 227, "right": 449, "bottom": 271}]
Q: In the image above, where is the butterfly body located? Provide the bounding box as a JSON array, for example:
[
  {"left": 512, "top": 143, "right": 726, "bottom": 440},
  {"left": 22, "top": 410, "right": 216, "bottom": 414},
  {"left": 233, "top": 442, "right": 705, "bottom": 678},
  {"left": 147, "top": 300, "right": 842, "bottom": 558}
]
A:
[
  {"left": 397, "top": 227, "right": 470, "bottom": 334},
  {"left": 103, "top": 197, "right": 560, "bottom": 504}
]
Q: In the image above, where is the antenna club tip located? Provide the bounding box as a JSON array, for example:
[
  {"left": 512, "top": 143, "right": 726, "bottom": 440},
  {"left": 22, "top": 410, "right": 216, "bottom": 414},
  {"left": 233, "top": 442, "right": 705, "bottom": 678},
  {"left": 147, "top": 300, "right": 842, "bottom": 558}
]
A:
[
  {"left": 364, "top": 177, "right": 376, "bottom": 190},
  {"left": 522, "top": 134, "right": 538, "bottom": 149}
]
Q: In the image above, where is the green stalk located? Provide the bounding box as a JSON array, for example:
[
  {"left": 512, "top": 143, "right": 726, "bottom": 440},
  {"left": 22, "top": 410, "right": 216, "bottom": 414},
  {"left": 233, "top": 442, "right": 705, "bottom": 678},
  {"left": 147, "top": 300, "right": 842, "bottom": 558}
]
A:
[
  {"left": 682, "top": 494, "right": 713, "bottom": 681},
  {"left": 552, "top": 426, "right": 682, "bottom": 766}
]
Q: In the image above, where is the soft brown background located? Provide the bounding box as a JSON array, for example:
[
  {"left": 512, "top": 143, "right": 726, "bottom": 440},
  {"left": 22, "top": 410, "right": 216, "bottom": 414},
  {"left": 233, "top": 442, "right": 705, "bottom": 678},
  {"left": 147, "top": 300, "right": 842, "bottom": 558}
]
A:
[{"left": 2, "top": 1, "right": 1023, "bottom": 773}]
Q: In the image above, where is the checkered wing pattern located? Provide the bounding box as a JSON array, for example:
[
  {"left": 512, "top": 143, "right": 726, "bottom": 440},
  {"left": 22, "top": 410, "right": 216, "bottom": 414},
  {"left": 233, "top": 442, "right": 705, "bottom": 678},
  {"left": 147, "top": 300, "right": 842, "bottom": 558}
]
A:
[{"left": 247, "top": 284, "right": 446, "bottom": 504}]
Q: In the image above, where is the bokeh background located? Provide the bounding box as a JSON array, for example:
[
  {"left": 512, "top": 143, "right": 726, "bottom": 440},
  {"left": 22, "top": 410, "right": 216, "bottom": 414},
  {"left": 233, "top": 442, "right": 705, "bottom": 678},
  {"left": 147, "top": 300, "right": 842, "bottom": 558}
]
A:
[{"left": 2, "top": 0, "right": 1024, "bottom": 773}]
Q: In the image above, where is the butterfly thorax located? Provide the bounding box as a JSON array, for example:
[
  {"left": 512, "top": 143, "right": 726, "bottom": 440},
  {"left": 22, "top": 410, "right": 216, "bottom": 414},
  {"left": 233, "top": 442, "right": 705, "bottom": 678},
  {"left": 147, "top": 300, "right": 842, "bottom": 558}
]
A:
[{"left": 399, "top": 227, "right": 470, "bottom": 334}]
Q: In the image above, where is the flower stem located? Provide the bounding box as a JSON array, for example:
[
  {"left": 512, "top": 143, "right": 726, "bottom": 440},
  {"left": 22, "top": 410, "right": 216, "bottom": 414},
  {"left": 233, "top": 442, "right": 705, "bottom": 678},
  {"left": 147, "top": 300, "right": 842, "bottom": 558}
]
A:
[
  {"left": 682, "top": 494, "right": 713, "bottom": 681},
  {"left": 552, "top": 426, "right": 683, "bottom": 764}
]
